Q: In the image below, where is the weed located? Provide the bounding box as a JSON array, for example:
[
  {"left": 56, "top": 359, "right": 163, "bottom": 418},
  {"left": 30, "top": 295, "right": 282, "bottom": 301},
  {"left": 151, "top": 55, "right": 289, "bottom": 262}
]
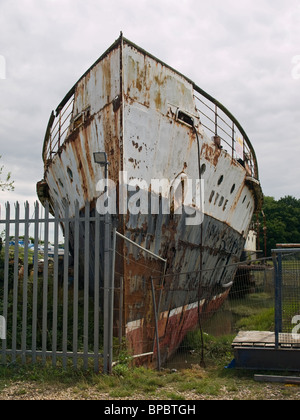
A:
[
  {"left": 236, "top": 308, "right": 274, "bottom": 331},
  {"left": 164, "top": 392, "right": 186, "bottom": 400},
  {"left": 182, "top": 330, "right": 235, "bottom": 365},
  {"left": 1, "top": 359, "right": 300, "bottom": 400}
]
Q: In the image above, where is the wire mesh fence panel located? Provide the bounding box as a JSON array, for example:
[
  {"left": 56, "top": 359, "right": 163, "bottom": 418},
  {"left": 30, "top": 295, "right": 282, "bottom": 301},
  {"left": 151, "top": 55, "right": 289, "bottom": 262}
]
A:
[
  {"left": 112, "top": 231, "right": 234, "bottom": 370},
  {"left": 112, "top": 232, "right": 166, "bottom": 370},
  {"left": 112, "top": 227, "right": 277, "bottom": 371},
  {"left": 273, "top": 249, "right": 300, "bottom": 347},
  {"left": 159, "top": 258, "right": 275, "bottom": 370}
]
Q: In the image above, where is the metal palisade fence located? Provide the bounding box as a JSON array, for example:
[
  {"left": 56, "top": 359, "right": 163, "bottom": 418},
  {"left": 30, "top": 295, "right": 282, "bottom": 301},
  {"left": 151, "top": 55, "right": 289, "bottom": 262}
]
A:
[
  {"left": 0, "top": 200, "right": 166, "bottom": 373},
  {"left": 0, "top": 200, "right": 105, "bottom": 372}
]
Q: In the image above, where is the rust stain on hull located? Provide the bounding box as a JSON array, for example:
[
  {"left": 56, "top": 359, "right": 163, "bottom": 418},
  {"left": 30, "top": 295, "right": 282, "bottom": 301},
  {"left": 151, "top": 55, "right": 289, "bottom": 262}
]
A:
[{"left": 201, "top": 142, "right": 222, "bottom": 167}]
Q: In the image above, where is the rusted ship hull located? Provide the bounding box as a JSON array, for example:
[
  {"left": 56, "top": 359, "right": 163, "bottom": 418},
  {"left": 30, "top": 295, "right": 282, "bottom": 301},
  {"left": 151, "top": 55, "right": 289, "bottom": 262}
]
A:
[
  {"left": 37, "top": 35, "right": 263, "bottom": 364},
  {"left": 123, "top": 211, "right": 246, "bottom": 364}
]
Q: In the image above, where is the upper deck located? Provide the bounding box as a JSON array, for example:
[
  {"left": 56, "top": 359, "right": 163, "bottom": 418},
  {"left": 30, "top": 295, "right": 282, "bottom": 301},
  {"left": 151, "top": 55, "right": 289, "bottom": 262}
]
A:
[
  {"left": 41, "top": 35, "right": 262, "bottom": 211},
  {"left": 43, "top": 36, "right": 259, "bottom": 173}
]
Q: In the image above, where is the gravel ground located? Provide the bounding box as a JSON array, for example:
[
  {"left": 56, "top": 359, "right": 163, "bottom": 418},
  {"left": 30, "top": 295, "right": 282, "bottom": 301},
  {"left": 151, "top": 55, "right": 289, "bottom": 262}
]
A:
[{"left": 1, "top": 380, "right": 300, "bottom": 400}]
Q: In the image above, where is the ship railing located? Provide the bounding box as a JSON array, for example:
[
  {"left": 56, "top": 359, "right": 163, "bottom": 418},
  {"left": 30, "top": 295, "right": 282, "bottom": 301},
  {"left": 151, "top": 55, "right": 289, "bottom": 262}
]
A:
[
  {"left": 42, "top": 79, "right": 258, "bottom": 181},
  {"left": 193, "top": 87, "right": 258, "bottom": 180},
  {"left": 43, "top": 90, "right": 75, "bottom": 166}
]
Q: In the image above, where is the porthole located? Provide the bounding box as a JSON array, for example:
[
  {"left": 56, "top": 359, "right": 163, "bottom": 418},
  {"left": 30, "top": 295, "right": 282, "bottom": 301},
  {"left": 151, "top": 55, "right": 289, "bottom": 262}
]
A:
[
  {"left": 67, "top": 166, "right": 73, "bottom": 181},
  {"left": 230, "top": 184, "right": 235, "bottom": 194},
  {"left": 223, "top": 199, "right": 228, "bottom": 211},
  {"left": 200, "top": 164, "right": 206, "bottom": 176},
  {"left": 217, "top": 175, "right": 224, "bottom": 186},
  {"left": 242, "top": 195, "right": 246, "bottom": 204},
  {"left": 209, "top": 190, "right": 215, "bottom": 203},
  {"left": 58, "top": 178, "right": 64, "bottom": 188},
  {"left": 218, "top": 196, "right": 224, "bottom": 207},
  {"left": 214, "top": 192, "right": 220, "bottom": 206}
]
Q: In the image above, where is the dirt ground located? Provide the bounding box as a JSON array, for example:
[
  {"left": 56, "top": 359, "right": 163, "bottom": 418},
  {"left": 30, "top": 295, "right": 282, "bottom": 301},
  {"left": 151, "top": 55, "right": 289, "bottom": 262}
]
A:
[{"left": 1, "top": 380, "right": 300, "bottom": 400}]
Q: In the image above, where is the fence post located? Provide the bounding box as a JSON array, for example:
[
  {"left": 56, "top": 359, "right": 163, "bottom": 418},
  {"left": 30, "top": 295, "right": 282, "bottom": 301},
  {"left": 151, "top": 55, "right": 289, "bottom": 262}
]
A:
[
  {"left": 73, "top": 201, "right": 80, "bottom": 370},
  {"left": 93, "top": 205, "right": 101, "bottom": 373},
  {"left": 12, "top": 202, "right": 20, "bottom": 363},
  {"left": 151, "top": 277, "right": 161, "bottom": 371},
  {"left": 62, "top": 203, "right": 70, "bottom": 369},
  {"left": 108, "top": 227, "right": 117, "bottom": 374},
  {"left": 103, "top": 211, "right": 111, "bottom": 374},
  {"left": 83, "top": 201, "right": 90, "bottom": 370},
  {"left": 272, "top": 250, "right": 283, "bottom": 349},
  {"left": 119, "top": 277, "right": 123, "bottom": 346},
  {"left": 42, "top": 201, "right": 49, "bottom": 365},
  {"left": 21, "top": 202, "right": 30, "bottom": 364},
  {"left": 2, "top": 202, "right": 10, "bottom": 364},
  {"left": 52, "top": 202, "right": 59, "bottom": 367},
  {"left": 32, "top": 201, "right": 39, "bottom": 364}
]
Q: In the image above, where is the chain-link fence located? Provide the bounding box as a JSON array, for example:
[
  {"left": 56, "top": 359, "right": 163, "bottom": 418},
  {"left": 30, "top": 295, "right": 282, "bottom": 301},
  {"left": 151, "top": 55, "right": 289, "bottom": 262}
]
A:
[
  {"left": 112, "top": 231, "right": 165, "bottom": 370},
  {"left": 163, "top": 257, "right": 275, "bottom": 369},
  {"left": 112, "top": 229, "right": 276, "bottom": 371},
  {"left": 273, "top": 248, "right": 300, "bottom": 348}
]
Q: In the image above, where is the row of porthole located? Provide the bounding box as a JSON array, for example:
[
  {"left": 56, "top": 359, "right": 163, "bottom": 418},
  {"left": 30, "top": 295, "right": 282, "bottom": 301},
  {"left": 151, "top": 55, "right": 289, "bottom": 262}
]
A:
[
  {"left": 55, "top": 164, "right": 252, "bottom": 211},
  {"left": 199, "top": 166, "right": 236, "bottom": 193},
  {"left": 208, "top": 174, "right": 235, "bottom": 211},
  {"left": 217, "top": 173, "right": 236, "bottom": 194},
  {"left": 197, "top": 167, "right": 234, "bottom": 212},
  {"left": 209, "top": 175, "right": 252, "bottom": 212},
  {"left": 209, "top": 190, "right": 229, "bottom": 211}
]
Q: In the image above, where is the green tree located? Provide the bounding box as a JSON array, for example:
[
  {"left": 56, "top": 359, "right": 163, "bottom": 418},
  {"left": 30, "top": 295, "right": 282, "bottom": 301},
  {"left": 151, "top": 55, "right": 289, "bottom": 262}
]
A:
[
  {"left": 0, "top": 155, "right": 14, "bottom": 191},
  {"left": 257, "top": 195, "right": 300, "bottom": 255}
]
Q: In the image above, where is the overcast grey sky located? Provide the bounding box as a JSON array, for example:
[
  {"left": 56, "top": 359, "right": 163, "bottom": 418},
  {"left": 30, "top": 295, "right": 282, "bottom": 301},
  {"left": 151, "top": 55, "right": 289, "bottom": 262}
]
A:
[{"left": 0, "top": 0, "right": 300, "bottom": 214}]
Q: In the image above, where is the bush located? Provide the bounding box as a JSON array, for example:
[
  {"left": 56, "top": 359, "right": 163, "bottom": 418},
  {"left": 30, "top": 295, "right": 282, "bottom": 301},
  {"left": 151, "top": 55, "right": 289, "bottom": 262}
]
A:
[{"left": 182, "top": 330, "right": 234, "bottom": 362}]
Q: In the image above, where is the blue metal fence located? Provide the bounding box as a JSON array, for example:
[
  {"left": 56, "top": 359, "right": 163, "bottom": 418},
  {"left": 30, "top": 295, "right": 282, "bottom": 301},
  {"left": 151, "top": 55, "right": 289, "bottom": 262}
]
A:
[{"left": 272, "top": 247, "right": 300, "bottom": 348}]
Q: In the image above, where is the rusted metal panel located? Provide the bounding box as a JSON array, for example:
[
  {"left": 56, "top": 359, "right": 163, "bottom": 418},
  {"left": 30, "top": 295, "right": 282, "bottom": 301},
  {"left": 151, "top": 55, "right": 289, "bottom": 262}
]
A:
[{"left": 122, "top": 43, "right": 257, "bottom": 239}]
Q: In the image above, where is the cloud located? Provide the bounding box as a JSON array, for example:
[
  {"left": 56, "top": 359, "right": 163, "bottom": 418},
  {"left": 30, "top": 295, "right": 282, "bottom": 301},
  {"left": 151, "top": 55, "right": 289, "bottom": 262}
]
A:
[{"left": 0, "top": 0, "right": 300, "bottom": 212}]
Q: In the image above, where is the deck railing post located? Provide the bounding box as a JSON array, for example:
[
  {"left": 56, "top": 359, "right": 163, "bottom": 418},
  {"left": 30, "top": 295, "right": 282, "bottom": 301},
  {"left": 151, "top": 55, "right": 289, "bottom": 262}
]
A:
[{"left": 215, "top": 104, "right": 218, "bottom": 136}]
